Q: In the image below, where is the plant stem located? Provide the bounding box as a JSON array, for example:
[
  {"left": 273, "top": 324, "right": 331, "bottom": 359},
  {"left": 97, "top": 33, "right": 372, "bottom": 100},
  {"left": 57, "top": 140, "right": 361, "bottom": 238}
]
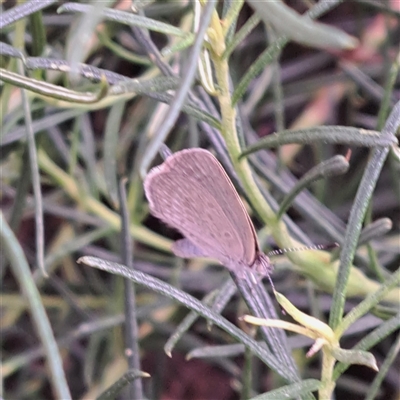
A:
[{"left": 319, "top": 347, "right": 336, "bottom": 399}]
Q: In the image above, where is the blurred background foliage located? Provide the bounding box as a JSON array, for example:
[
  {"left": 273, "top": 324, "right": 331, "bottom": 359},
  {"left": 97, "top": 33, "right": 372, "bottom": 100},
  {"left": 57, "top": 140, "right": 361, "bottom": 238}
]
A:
[{"left": 1, "top": 1, "right": 399, "bottom": 399}]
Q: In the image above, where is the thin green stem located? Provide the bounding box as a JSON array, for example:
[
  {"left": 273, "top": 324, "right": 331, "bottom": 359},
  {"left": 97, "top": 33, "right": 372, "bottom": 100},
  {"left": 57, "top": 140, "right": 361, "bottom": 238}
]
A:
[{"left": 319, "top": 347, "right": 336, "bottom": 399}]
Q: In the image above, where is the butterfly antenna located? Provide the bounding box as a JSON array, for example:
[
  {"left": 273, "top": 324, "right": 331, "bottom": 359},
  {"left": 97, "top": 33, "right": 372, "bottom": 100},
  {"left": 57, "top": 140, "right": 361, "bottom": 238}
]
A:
[{"left": 267, "top": 242, "right": 339, "bottom": 258}]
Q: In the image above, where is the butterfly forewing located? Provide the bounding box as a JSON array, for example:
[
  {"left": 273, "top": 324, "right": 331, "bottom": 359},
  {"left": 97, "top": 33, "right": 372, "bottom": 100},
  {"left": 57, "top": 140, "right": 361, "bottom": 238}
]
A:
[
  {"left": 144, "top": 149, "right": 257, "bottom": 268},
  {"left": 179, "top": 149, "right": 258, "bottom": 265}
]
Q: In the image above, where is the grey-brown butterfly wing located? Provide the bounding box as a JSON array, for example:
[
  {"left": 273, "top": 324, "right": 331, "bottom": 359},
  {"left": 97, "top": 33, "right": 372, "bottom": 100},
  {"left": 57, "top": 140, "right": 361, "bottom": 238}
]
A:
[
  {"left": 144, "top": 149, "right": 246, "bottom": 267},
  {"left": 179, "top": 149, "right": 259, "bottom": 266},
  {"left": 144, "top": 148, "right": 257, "bottom": 271},
  {"left": 171, "top": 238, "right": 209, "bottom": 258}
]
